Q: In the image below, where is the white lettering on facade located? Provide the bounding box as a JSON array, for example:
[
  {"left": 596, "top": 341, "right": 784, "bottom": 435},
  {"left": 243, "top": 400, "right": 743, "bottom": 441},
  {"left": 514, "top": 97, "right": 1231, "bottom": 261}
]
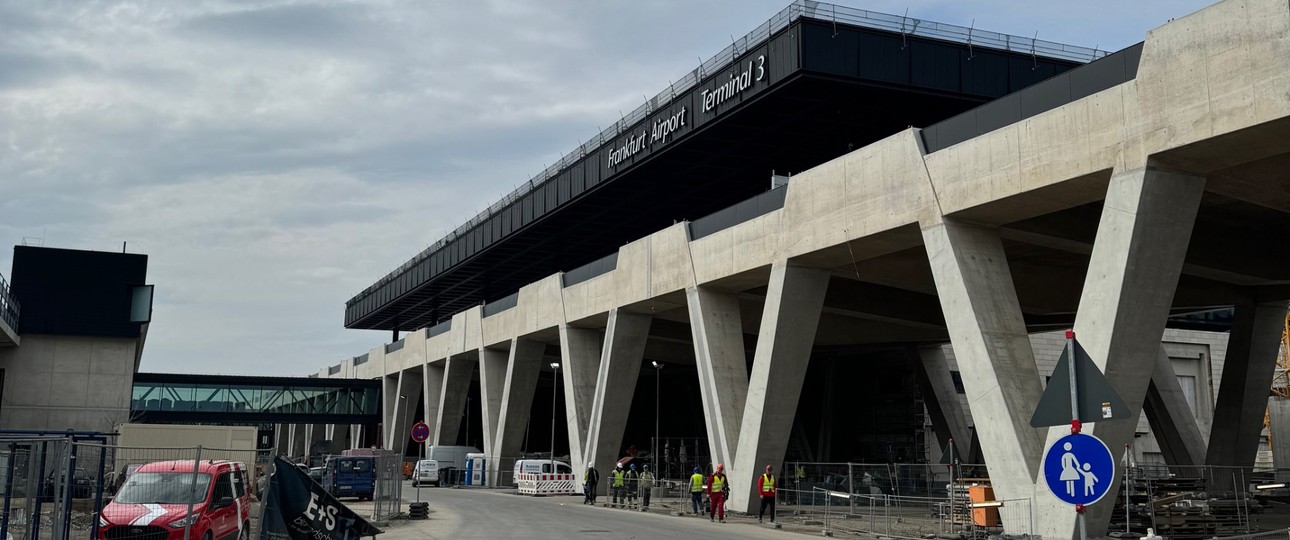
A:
[
  {"left": 605, "top": 54, "right": 766, "bottom": 170},
  {"left": 701, "top": 55, "right": 765, "bottom": 114}
]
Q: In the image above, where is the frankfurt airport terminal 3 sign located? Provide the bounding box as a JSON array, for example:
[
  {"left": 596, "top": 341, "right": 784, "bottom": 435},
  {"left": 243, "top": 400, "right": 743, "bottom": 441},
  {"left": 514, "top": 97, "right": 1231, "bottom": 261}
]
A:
[{"left": 606, "top": 50, "right": 774, "bottom": 173}]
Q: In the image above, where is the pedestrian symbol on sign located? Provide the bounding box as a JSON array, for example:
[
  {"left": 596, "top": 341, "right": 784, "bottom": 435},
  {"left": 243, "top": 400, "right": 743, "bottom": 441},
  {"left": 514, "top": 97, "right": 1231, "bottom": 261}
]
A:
[{"left": 1043, "top": 433, "right": 1114, "bottom": 506}]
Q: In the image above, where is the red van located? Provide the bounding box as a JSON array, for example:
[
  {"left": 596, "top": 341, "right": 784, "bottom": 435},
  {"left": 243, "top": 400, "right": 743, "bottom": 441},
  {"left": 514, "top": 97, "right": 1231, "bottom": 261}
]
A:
[{"left": 99, "top": 460, "right": 252, "bottom": 540}]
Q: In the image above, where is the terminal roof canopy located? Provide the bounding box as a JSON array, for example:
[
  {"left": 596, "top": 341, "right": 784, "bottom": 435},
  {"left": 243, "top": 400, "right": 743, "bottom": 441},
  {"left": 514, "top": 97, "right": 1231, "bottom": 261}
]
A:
[{"left": 345, "top": 2, "right": 1102, "bottom": 331}]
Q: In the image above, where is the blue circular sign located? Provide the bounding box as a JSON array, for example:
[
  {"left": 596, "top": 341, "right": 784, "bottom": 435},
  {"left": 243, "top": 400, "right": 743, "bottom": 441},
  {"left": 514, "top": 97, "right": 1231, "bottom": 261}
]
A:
[
  {"left": 410, "top": 422, "right": 430, "bottom": 443},
  {"left": 1042, "top": 433, "right": 1115, "bottom": 505}
]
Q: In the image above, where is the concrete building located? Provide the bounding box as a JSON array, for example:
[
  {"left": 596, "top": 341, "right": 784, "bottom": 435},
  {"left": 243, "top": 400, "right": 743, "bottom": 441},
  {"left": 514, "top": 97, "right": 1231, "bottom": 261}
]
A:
[
  {"left": 311, "top": 0, "right": 1290, "bottom": 537},
  {"left": 0, "top": 246, "right": 152, "bottom": 433}
]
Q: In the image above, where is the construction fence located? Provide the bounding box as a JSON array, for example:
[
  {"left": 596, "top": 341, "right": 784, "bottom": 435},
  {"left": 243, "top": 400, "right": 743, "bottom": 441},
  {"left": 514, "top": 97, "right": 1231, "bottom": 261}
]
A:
[{"left": 0, "top": 436, "right": 406, "bottom": 540}]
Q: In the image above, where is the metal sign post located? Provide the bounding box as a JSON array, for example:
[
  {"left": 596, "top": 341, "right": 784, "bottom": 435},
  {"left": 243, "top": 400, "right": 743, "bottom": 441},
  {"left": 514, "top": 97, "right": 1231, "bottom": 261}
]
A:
[
  {"left": 410, "top": 422, "right": 430, "bottom": 503},
  {"left": 1067, "top": 331, "right": 1087, "bottom": 540}
]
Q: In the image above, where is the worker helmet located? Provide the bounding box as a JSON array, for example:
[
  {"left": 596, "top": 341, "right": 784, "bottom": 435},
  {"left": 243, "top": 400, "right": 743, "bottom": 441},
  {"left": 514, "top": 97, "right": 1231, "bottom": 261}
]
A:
[
  {"left": 630, "top": 463, "right": 636, "bottom": 470},
  {"left": 716, "top": 463, "right": 724, "bottom": 471},
  {"left": 616, "top": 463, "right": 623, "bottom": 469},
  {"left": 693, "top": 466, "right": 701, "bottom": 473},
  {"left": 643, "top": 465, "right": 649, "bottom": 471},
  {"left": 766, "top": 465, "right": 774, "bottom": 472}
]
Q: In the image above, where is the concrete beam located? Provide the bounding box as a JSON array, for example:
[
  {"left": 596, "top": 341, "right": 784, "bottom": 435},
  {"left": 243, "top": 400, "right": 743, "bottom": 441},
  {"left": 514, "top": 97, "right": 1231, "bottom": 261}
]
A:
[
  {"left": 434, "top": 355, "right": 476, "bottom": 446},
  {"left": 730, "top": 262, "right": 829, "bottom": 514},
  {"left": 922, "top": 219, "right": 1045, "bottom": 502},
  {"left": 1144, "top": 347, "right": 1207, "bottom": 466},
  {"left": 584, "top": 310, "right": 652, "bottom": 472},
  {"left": 559, "top": 325, "right": 602, "bottom": 472},
  {"left": 1207, "top": 301, "right": 1286, "bottom": 471},
  {"left": 380, "top": 374, "right": 398, "bottom": 449},
  {"left": 1038, "top": 167, "right": 1205, "bottom": 538},
  {"left": 915, "top": 346, "right": 975, "bottom": 456},
  {"left": 687, "top": 286, "right": 749, "bottom": 470}
]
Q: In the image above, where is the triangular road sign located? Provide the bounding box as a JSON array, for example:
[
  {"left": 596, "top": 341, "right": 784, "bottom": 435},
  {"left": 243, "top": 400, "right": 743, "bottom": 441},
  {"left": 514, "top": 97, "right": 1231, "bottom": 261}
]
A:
[{"left": 1030, "top": 337, "right": 1130, "bottom": 428}]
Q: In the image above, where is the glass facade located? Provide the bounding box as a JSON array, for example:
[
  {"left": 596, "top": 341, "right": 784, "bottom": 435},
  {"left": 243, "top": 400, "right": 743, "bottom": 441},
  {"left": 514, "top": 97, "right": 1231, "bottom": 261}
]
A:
[{"left": 131, "top": 374, "right": 380, "bottom": 424}]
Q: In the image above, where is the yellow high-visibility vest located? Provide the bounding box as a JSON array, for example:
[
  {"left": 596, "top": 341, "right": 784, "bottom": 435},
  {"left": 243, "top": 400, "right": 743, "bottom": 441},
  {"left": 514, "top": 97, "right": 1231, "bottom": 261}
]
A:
[
  {"left": 762, "top": 474, "right": 776, "bottom": 493},
  {"left": 613, "top": 470, "right": 625, "bottom": 487},
  {"left": 690, "top": 473, "right": 705, "bottom": 492},
  {"left": 711, "top": 474, "right": 726, "bottom": 492}
]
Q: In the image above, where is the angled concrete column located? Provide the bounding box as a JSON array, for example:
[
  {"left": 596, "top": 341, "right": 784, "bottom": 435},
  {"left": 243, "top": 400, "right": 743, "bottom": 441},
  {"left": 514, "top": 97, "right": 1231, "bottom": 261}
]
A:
[
  {"left": 330, "top": 423, "right": 351, "bottom": 452},
  {"left": 686, "top": 286, "right": 749, "bottom": 471},
  {"left": 380, "top": 374, "right": 398, "bottom": 449},
  {"left": 1207, "top": 302, "right": 1286, "bottom": 470},
  {"left": 915, "top": 346, "right": 975, "bottom": 456},
  {"left": 434, "top": 354, "right": 476, "bottom": 446},
  {"left": 492, "top": 339, "right": 546, "bottom": 486},
  {"left": 422, "top": 362, "right": 445, "bottom": 450},
  {"left": 1037, "top": 167, "right": 1205, "bottom": 539},
  {"left": 387, "top": 368, "right": 423, "bottom": 454},
  {"left": 479, "top": 345, "right": 508, "bottom": 461},
  {"left": 351, "top": 424, "right": 363, "bottom": 450},
  {"left": 273, "top": 424, "right": 286, "bottom": 456},
  {"left": 559, "top": 325, "right": 602, "bottom": 472},
  {"left": 1145, "top": 347, "right": 1207, "bottom": 466},
  {"left": 583, "top": 310, "right": 652, "bottom": 471},
  {"left": 289, "top": 424, "right": 305, "bottom": 460},
  {"left": 730, "top": 262, "right": 829, "bottom": 514},
  {"left": 922, "top": 219, "right": 1045, "bottom": 503}
]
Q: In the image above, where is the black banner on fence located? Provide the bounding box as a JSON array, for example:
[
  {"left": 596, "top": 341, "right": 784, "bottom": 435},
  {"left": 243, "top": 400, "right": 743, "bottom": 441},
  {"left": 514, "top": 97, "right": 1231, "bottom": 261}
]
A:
[{"left": 260, "top": 456, "right": 383, "bottom": 539}]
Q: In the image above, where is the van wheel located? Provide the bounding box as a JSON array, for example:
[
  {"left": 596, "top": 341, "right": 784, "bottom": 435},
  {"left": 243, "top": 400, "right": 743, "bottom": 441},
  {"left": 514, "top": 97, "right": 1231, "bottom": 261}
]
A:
[
  {"left": 202, "top": 532, "right": 212, "bottom": 540},
  {"left": 239, "top": 523, "right": 250, "bottom": 540}
]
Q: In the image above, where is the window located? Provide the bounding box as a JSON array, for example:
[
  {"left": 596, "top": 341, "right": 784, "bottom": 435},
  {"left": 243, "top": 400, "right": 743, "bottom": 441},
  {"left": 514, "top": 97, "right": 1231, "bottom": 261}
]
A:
[
  {"left": 211, "top": 473, "right": 234, "bottom": 501},
  {"left": 1177, "top": 375, "right": 1197, "bottom": 414}
]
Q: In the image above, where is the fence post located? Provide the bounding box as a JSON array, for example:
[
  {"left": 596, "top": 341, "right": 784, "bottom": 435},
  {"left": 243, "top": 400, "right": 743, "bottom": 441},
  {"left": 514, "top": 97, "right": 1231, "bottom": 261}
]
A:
[
  {"left": 1, "top": 441, "right": 15, "bottom": 540},
  {"left": 31, "top": 441, "right": 48, "bottom": 540},
  {"left": 185, "top": 446, "right": 203, "bottom": 540},
  {"left": 848, "top": 463, "right": 854, "bottom": 515},
  {"left": 91, "top": 442, "right": 107, "bottom": 540},
  {"left": 61, "top": 439, "right": 79, "bottom": 540}
]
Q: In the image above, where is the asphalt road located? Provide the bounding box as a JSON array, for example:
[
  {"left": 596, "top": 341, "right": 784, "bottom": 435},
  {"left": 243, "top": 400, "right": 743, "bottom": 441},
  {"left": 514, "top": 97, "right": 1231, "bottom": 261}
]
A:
[{"left": 378, "top": 480, "right": 807, "bottom": 539}]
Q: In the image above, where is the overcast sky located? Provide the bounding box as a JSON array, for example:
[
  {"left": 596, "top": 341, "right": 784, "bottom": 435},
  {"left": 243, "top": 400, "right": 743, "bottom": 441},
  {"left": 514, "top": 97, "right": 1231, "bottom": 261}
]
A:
[{"left": 0, "top": 0, "right": 1215, "bottom": 376}]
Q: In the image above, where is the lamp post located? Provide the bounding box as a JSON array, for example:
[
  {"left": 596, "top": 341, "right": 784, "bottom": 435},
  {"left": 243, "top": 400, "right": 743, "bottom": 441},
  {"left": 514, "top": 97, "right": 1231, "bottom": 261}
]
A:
[
  {"left": 550, "top": 362, "right": 561, "bottom": 475},
  {"left": 651, "top": 361, "right": 664, "bottom": 479}
]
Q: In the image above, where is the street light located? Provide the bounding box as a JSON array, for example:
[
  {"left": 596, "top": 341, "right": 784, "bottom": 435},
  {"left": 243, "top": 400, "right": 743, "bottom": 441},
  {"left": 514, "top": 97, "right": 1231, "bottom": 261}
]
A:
[
  {"left": 651, "top": 361, "right": 664, "bottom": 479},
  {"left": 550, "top": 362, "right": 561, "bottom": 475}
]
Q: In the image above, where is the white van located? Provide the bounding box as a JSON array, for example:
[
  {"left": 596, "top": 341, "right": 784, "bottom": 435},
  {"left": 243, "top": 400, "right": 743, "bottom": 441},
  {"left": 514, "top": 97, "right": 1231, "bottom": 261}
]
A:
[
  {"left": 412, "top": 459, "right": 439, "bottom": 487},
  {"left": 512, "top": 459, "right": 572, "bottom": 484}
]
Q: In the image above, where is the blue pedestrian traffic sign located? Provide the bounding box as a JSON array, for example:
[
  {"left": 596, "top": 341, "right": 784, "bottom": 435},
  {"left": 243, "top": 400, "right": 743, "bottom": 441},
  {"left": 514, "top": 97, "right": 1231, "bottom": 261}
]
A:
[{"left": 1042, "top": 433, "right": 1115, "bottom": 505}]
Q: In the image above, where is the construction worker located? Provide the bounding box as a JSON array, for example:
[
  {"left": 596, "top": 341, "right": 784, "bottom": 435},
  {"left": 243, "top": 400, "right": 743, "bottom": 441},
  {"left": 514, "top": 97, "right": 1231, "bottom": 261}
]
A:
[
  {"left": 639, "top": 464, "right": 655, "bottom": 510},
  {"left": 758, "top": 464, "right": 777, "bottom": 523},
  {"left": 689, "top": 466, "right": 705, "bottom": 515},
  {"left": 707, "top": 463, "right": 729, "bottom": 523},
  {"left": 611, "top": 463, "right": 626, "bottom": 507},
  {"left": 625, "top": 463, "right": 640, "bottom": 507},
  {"left": 584, "top": 464, "right": 600, "bottom": 505}
]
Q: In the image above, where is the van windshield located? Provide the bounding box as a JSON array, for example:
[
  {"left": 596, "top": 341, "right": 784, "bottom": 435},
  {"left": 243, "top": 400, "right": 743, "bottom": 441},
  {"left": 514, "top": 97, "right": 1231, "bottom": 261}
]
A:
[{"left": 115, "top": 472, "right": 212, "bottom": 504}]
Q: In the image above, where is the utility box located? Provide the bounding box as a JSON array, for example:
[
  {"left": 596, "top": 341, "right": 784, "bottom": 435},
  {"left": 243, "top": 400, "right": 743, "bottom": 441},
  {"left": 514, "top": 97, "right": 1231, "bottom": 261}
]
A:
[{"left": 969, "top": 485, "right": 999, "bottom": 527}]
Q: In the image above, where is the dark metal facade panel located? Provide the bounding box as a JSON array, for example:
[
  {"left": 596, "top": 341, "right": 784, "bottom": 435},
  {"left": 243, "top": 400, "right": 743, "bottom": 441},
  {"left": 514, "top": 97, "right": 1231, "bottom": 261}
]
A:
[
  {"left": 427, "top": 319, "right": 451, "bottom": 337},
  {"left": 974, "top": 93, "right": 1022, "bottom": 135},
  {"left": 482, "top": 292, "right": 519, "bottom": 317},
  {"left": 921, "top": 42, "right": 1146, "bottom": 154},
  {"left": 562, "top": 252, "right": 619, "bottom": 288},
  {"left": 384, "top": 339, "right": 405, "bottom": 354},
  {"left": 10, "top": 246, "right": 149, "bottom": 338},
  {"left": 688, "top": 186, "right": 788, "bottom": 241}
]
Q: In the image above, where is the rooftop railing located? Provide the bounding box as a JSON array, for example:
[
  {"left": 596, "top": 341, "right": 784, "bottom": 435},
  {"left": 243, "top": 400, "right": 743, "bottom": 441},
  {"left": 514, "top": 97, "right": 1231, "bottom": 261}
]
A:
[
  {"left": 0, "top": 273, "right": 18, "bottom": 332},
  {"left": 349, "top": 0, "right": 1107, "bottom": 305}
]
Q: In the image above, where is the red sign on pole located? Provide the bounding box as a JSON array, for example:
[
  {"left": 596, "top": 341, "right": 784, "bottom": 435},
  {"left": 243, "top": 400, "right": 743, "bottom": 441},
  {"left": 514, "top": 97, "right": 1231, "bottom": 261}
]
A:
[{"left": 410, "top": 422, "right": 430, "bottom": 443}]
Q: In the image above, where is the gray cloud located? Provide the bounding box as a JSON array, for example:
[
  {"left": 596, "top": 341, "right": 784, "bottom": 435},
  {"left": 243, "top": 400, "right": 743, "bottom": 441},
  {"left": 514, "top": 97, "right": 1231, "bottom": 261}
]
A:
[{"left": 0, "top": 0, "right": 1215, "bottom": 375}]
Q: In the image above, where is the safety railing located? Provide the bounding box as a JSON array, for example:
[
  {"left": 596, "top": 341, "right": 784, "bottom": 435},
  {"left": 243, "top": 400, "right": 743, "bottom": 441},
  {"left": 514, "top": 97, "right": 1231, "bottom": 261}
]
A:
[
  {"left": 347, "top": 0, "right": 1107, "bottom": 307},
  {"left": 0, "top": 273, "right": 19, "bottom": 332}
]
